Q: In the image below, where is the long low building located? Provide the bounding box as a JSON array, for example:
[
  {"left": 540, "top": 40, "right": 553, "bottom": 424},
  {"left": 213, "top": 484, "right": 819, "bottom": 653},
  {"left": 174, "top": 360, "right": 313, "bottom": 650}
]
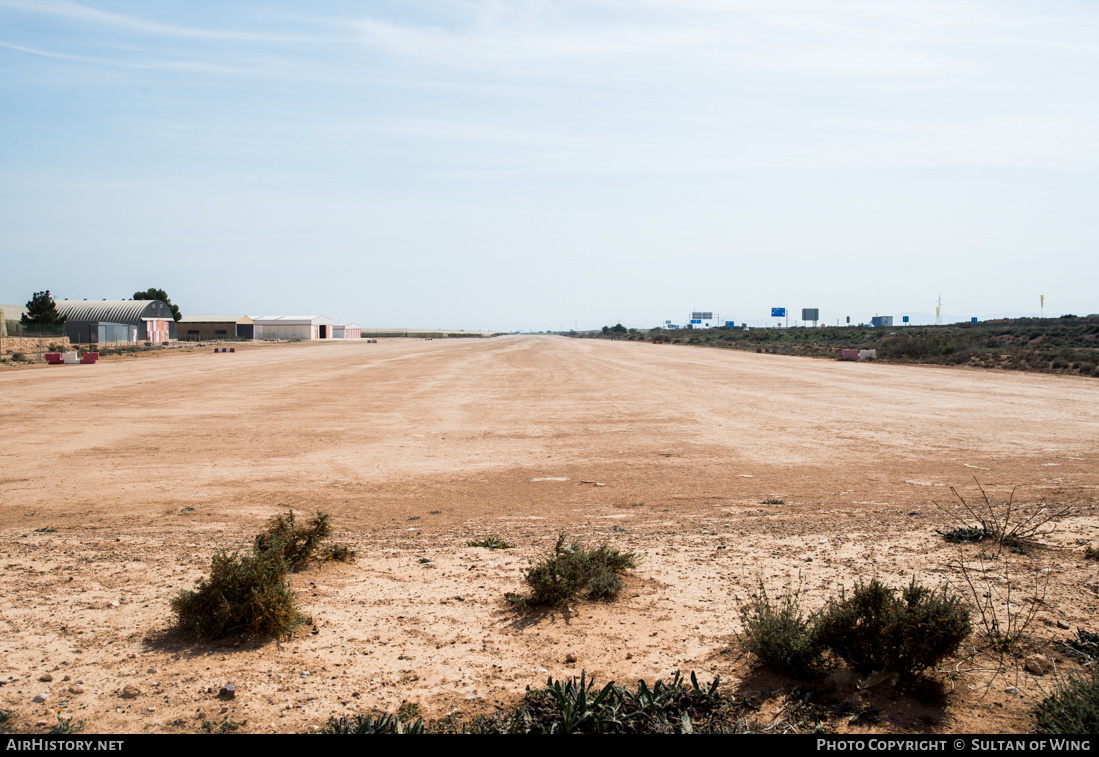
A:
[
  {"left": 55, "top": 299, "right": 177, "bottom": 344},
  {"left": 252, "top": 315, "right": 335, "bottom": 340},
  {"left": 178, "top": 315, "right": 254, "bottom": 341}
]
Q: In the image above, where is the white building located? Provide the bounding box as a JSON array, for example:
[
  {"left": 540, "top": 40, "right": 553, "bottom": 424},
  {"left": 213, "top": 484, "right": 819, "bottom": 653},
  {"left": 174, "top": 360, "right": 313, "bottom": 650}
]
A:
[
  {"left": 333, "top": 323, "right": 361, "bottom": 339},
  {"left": 251, "top": 315, "right": 335, "bottom": 340}
]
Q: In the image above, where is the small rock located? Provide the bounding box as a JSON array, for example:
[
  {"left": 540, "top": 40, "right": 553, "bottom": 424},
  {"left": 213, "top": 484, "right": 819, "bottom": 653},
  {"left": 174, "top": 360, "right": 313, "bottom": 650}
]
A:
[
  {"left": 1025, "top": 654, "right": 1052, "bottom": 675},
  {"left": 1005, "top": 686, "right": 1019, "bottom": 695},
  {"left": 121, "top": 685, "right": 141, "bottom": 699},
  {"left": 219, "top": 684, "right": 236, "bottom": 700},
  {"left": 858, "top": 670, "right": 899, "bottom": 690},
  {"left": 33, "top": 693, "right": 49, "bottom": 704},
  {"left": 310, "top": 626, "right": 319, "bottom": 636},
  {"left": 625, "top": 652, "right": 633, "bottom": 660},
  {"left": 147, "top": 667, "right": 158, "bottom": 675},
  {"left": 1057, "top": 620, "right": 1071, "bottom": 630},
  {"left": 39, "top": 673, "right": 53, "bottom": 682},
  {"left": 219, "top": 706, "right": 229, "bottom": 714},
  {"left": 565, "top": 653, "right": 577, "bottom": 663},
  {"left": 109, "top": 601, "right": 120, "bottom": 608},
  {"left": 68, "top": 685, "right": 84, "bottom": 695}
]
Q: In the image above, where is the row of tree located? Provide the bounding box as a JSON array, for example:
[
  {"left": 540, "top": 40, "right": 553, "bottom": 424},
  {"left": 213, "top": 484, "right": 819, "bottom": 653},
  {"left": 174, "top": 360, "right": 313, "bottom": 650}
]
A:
[{"left": 18, "top": 288, "right": 182, "bottom": 326}]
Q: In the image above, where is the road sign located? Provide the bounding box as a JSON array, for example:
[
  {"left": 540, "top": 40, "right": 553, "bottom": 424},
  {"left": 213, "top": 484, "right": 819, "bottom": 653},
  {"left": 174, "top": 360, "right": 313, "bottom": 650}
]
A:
[
  {"left": 771, "top": 308, "right": 786, "bottom": 317},
  {"left": 971, "top": 317, "right": 978, "bottom": 323},
  {"left": 902, "top": 316, "right": 910, "bottom": 323}
]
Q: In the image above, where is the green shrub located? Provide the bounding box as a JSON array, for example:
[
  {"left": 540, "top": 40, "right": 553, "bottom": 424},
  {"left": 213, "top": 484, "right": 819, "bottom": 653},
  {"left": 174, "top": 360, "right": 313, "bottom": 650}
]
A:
[
  {"left": 171, "top": 546, "right": 307, "bottom": 640},
  {"left": 254, "top": 510, "right": 332, "bottom": 569},
  {"left": 1085, "top": 545, "right": 1099, "bottom": 561},
  {"left": 1034, "top": 665, "right": 1099, "bottom": 734},
  {"left": 0, "top": 710, "right": 15, "bottom": 734},
  {"left": 506, "top": 534, "right": 638, "bottom": 607},
  {"left": 815, "top": 578, "right": 971, "bottom": 680},
  {"left": 738, "top": 582, "right": 825, "bottom": 678}
]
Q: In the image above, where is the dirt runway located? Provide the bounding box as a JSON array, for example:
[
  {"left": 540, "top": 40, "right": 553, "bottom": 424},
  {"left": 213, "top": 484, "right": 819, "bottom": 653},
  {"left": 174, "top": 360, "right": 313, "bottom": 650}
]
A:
[{"left": 1, "top": 336, "right": 1097, "bottom": 733}]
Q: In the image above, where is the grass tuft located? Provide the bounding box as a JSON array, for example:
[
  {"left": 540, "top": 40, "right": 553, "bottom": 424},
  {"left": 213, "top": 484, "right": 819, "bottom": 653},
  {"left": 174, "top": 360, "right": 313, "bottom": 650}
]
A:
[
  {"left": 320, "top": 713, "right": 425, "bottom": 734},
  {"left": 506, "top": 534, "right": 638, "bottom": 607},
  {"left": 466, "top": 535, "right": 515, "bottom": 550}
]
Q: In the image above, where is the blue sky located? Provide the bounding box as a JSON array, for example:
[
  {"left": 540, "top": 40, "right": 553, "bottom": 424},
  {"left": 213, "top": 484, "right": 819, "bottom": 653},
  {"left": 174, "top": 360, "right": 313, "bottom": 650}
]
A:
[{"left": 2, "top": 1, "right": 1096, "bottom": 330}]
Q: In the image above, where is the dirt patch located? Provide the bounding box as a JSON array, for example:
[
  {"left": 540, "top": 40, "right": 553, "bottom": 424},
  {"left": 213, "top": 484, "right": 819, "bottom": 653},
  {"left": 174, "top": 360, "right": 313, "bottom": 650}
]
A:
[{"left": 1, "top": 336, "right": 1097, "bottom": 733}]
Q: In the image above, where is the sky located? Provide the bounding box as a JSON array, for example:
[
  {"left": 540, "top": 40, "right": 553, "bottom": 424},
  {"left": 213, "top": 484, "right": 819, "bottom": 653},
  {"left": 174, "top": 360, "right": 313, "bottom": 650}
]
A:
[{"left": 2, "top": 1, "right": 1097, "bottom": 331}]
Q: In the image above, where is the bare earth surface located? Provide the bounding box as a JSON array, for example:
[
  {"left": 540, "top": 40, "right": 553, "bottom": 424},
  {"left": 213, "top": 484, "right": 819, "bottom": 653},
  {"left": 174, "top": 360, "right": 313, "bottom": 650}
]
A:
[{"left": 1, "top": 336, "right": 1097, "bottom": 734}]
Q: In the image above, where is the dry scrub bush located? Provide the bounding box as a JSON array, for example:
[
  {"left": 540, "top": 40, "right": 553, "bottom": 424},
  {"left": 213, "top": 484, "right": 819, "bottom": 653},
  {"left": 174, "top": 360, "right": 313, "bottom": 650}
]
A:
[
  {"left": 506, "top": 534, "right": 638, "bottom": 607},
  {"left": 934, "top": 480, "right": 1072, "bottom": 555},
  {"left": 816, "top": 579, "right": 972, "bottom": 680},
  {"left": 254, "top": 509, "right": 333, "bottom": 569},
  {"left": 172, "top": 509, "right": 342, "bottom": 640},
  {"left": 171, "top": 547, "right": 306, "bottom": 640},
  {"left": 738, "top": 580, "right": 824, "bottom": 678},
  {"left": 1033, "top": 665, "right": 1099, "bottom": 734},
  {"left": 739, "top": 578, "right": 971, "bottom": 682}
]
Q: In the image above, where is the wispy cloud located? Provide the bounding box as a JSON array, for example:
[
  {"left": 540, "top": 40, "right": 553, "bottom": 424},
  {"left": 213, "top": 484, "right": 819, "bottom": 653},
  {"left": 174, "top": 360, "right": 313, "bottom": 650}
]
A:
[{"left": 0, "top": 0, "right": 342, "bottom": 43}]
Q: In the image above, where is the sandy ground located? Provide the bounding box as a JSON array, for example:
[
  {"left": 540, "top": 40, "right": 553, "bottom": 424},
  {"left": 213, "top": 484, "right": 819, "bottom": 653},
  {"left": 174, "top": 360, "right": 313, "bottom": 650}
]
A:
[{"left": 1, "top": 335, "right": 1097, "bottom": 734}]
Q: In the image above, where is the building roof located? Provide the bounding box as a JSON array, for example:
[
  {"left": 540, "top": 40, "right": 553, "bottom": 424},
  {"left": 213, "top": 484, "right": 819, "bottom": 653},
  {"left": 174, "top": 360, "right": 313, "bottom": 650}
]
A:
[
  {"left": 55, "top": 299, "right": 172, "bottom": 324},
  {"left": 179, "top": 315, "right": 254, "bottom": 324},
  {"left": 251, "top": 315, "right": 333, "bottom": 325}
]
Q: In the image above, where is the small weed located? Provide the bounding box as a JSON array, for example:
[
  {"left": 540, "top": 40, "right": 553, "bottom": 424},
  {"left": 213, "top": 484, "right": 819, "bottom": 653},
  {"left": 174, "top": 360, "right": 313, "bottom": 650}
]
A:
[
  {"left": 1057, "top": 629, "right": 1099, "bottom": 663},
  {"left": 938, "top": 526, "right": 992, "bottom": 544},
  {"left": 506, "top": 534, "right": 638, "bottom": 607},
  {"left": 254, "top": 510, "right": 333, "bottom": 569},
  {"left": 428, "top": 510, "right": 442, "bottom": 515},
  {"left": 200, "top": 715, "right": 247, "bottom": 733},
  {"left": 407, "top": 516, "right": 420, "bottom": 521},
  {"left": 1085, "top": 545, "right": 1099, "bottom": 561},
  {"left": 319, "top": 713, "right": 424, "bottom": 734},
  {"left": 738, "top": 580, "right": 824, "bottom": 678},
  {"left": 467, "top": 535, "right": 515, "bottom": 550},
  {"left": 953, "top": 554, "right": 1047, "bottom": 652},
  {"left": 46, "top": 714, "right": 84, "bottom": 734},
  {"left": 761, "top": 498, "right": 785, "bottom": 505},
  {"left": 0, "top": 710, "right": 15, "bottom": 734},
  {"left": 320, "top": 544, "right": 357, "bottom": 563},
  {"left": 816, "top": 578, "right": 972, "bottom": 680},
  {"left": 34, "top": 527, "right": 57, "bottom": 533},
  {"left": 1033, "top": 665, "right": 1099, "bottom": 734},
  {"left": 183, "top": 506, "right": 195, "bottom": 512}
]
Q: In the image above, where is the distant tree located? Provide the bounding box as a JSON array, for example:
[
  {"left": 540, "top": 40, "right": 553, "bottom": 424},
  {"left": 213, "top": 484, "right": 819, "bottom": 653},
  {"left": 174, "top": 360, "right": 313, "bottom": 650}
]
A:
[
  {"left": 602, "top": 325, "right": 610, "bottom": 334},
  {"left": 133, "top": 288, "right": 181, "bottom": 321},
  {"left": 611, "top": 323, "right": 627, "bottom": 333},
  {"left": 21, "top": 291, "right": 66, "bottom": 326}
]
